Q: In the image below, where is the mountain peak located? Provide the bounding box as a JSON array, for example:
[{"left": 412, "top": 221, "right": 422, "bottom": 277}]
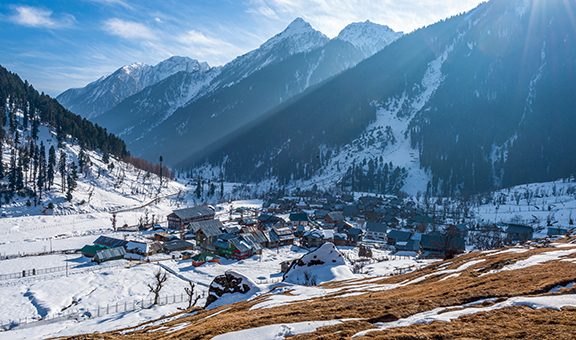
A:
[
  {"left": 337, "top": 21, "right": 402, "bottom": 57},
  {"left": 259, "top": 17, "right": 328, "bottom": 53},
  {"left": 284, "top": 17, "right": 313, "bottom": 34}
]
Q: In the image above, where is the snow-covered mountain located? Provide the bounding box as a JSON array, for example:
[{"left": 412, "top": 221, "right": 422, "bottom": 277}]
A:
[
  {"left": 56, "top": 56, "right": 210, "bottom": 119},
  {"left": 94, "top": 66, "right": 220, "bottom": 142},
  {"left": 204, "top": 17, "right": 329, "bottom": 94},
  {"left": 337, "top": 21, "right": 402, "bottom": 57},
  {"left": 130, "top": 19, "right": 403, "bottom": 164},
  {"left": 182, "top": 0, "right": 576, "bottom": 196}
]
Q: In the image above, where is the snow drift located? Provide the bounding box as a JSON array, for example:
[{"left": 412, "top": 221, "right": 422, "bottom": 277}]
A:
[{"left": 283, "top": 243, "right": 354, "bottom": 285}]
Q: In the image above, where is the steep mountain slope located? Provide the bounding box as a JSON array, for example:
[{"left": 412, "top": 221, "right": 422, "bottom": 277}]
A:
[
  {"left": 183, "top": 0, "right": 576, "bottom": 196},
  {"left": 56, "top": 57, "right": 209, "bottom": 119},
  {"left": 0, "top": 65, "right": 127, "bottom": 156},
  {"left": 93, "top": 67, "right": 220, "bottom": 141},
  {"left": 0, "top": 65, "right": 168, "bottom": 215},
  {"left": 132, "top": 20, "right": 401, "bottom": 164}
]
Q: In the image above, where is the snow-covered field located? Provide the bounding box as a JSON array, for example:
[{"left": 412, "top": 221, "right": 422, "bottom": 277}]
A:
[
  {"left": 472, "top": 179, "right": 576, "bottom": 228},
  {"left": 0, "top": 242, "right": 428, "bottom": 339}
]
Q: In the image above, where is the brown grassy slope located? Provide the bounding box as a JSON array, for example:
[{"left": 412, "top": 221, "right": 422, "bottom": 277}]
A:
[{"left": 65, "top": 242, "right": 576, "bottom": 339}]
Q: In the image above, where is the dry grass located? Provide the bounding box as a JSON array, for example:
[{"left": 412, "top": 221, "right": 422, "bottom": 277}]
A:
[
  {"left": 354, "top": 307, "right": 576, "bottom": 339},
  {"left": 62, "top": 244, "right": 576, "bottom": 340}
]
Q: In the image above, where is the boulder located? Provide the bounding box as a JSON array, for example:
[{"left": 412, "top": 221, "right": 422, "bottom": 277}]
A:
[{"left": 205, "top": 270, "right": 259, "bottom": 309}]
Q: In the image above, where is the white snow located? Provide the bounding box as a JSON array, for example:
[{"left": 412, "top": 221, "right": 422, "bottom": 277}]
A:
[
  {"left": 283, "top": 243, "right": 354, "bottom": 285},
  {"left": 213, "top": 319, "right": 346, "bottom": 340}
]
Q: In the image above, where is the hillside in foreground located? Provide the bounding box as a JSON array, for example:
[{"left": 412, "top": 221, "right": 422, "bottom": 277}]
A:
[{"left": 66, "top": 235, "right": 576, "bottom": 339}]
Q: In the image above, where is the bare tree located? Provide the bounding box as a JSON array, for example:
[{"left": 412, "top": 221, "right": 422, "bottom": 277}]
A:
[
  {"left": 184, "top": 281, "right": 201, "bottom": 309},
  {"left": 147, "top": 270, "right": 168, "bottom": 305}
]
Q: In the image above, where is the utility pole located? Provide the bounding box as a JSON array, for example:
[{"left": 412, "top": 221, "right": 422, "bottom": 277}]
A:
[{"left": 159, "top": 155, "right": 163, "bottom": 192}]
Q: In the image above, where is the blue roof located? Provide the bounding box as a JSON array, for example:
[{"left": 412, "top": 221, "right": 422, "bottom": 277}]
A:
[
  {"left": 366, "top": 222, "right": 387, "bottom": 233},
  {"left": 388, "top": 230, "right": 411, "bottom": 242},
  {"left": 289, "top": 212, "right": 309, "bottom": 222}
]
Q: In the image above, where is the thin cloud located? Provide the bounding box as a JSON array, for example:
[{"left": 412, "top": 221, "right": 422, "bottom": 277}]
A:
[
  {"left": 9, "top": 5, "right": 75, "bottom": 29},
  {"left": 103, "top": 18, "right": 157, "bottom": 40},
  {"left": 88, "top": 0, "right": 133, "bottom": 10},
  {"left": 248, "top": 0, "right": 484, "bottom": 36}
]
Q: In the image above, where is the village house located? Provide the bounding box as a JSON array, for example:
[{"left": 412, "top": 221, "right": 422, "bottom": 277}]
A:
[
  {"left": 167, "top": 205, "right": 215, "bottom": 229},
  {"left": 504, "top": 224, "right": 534, "bottom": 243},
  {"left": 190, "top": 219, "right": 225, "bottom": 251},
  {"left": 81, "top": 244, "right": 108, "bottom": 258},
  {"left": 126, "top": 240, "right": 163, "bottom": 256},
  {"left": 420, "top": 231, "right": 465, "bottom": 258},
  {"left": 301, "top": 229, "right": 334, "bottom": 248},
  {"left": 94, "top": 247, "right": 126, "bottom": 264},
  {"left": 387, "top": 230, "right": 412, "bottom": 246},
  {"left": 270, "top": 226, "right": 295, "bottom": 247},
  {"left": 214, "top": 233, "right": 262, "bottom": 260},
  {"left": 365, "top": 222, "right": 388, "bottom": 241},
  {"left": 325, "top": 211, "right": 345, "bottom": 225},
  {"left": 257, "top": 213, "right": 285, "bottom": 229},
  {"left": 93, "top": 236, "right": 128, "bottom": 249},
  {"left": 163, "top": 239, "right": 195, "bottom": 253},
  {"left": 547, "top": 227, "right": 569, "bottom": 237},
  {"left": 289, "top": 212, "right": 311, "bottom": 227}
]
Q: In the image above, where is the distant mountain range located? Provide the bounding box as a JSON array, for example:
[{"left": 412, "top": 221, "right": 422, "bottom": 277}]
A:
[
  {"left": 57, "top": 0, "right": 576, "bottom": 196},
  {"left": 57, "top": 19, "right": 402, "bottom": 164}
]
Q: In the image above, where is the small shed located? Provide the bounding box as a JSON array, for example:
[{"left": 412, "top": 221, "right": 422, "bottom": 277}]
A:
[
  {"left": 81, "top": 244, "right": 108, "bottom": 258},
  {"left": 547, "top": 227, "right": 568, "bottom": 237},
  {"left": 94, "top": 247, "right": 126, "bottom": 264},
  {"left": 505, "top": 224, "right": 534, "bottom": 243},
  {"left": 163, "top": 240, "right": 195, "bottom": 253}
]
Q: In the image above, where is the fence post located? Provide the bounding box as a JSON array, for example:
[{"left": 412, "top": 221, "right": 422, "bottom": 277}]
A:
[{"left": 106, "top": 304, "right": 109, "bottom": 314}]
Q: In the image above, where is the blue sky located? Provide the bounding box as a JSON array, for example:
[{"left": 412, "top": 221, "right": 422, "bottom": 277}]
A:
[{"left": 0, "top": 0, "right": 484, "bottom": 96}]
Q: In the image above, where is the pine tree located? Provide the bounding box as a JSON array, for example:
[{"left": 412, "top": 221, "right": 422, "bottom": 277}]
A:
[
  {"left": 78, "top": 148, "right": 86, "bottom": 173},
  {"left": 31, "top": 117, "right": 39, "bottom": 141},
  {"left": 66, "top": 161, "right": 78, "bottom": 202},
  {"left": 47, "top": 146, "right": 56, "bottom": 189},
  {"left": 102, "top": 152, "right": 109, "bottom": 164},
  {"left": 8, "top": 149, "right": 17, "bottom": 191},
  {"left": 0, "top": 142, "right": 4, "bottom": 180},
  {"left": 59, "top": 151, "right": 67, "bottom": 193}
]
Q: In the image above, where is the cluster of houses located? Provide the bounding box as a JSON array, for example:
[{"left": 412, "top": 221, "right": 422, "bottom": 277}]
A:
[{"left": 79, "top": 194, "right": 571, "bottom": 264}]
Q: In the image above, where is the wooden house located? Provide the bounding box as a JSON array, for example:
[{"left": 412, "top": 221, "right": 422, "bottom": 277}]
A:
[
  {"left": 504, "top": 224, "right": 534, "bottom": 243},
  {"left": 365, "top": 222, "right": 388, "bottom": 240},
  {"left": 167, "top": 205, "right": 215, "bottom": 229},
  {"left": 190, "top": 219, "right": 224, "bottom": 251}
]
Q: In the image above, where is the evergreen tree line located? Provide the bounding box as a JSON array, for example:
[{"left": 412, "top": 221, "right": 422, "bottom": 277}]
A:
[
  {"left": 0, "top": 102, "right": 78, "bottom": 205},
  {"left": 0, "top": 65, "right": 128, "bottom": 157},
  {"left": 340, "top": 158, "right": 408, "bottom": 195}
]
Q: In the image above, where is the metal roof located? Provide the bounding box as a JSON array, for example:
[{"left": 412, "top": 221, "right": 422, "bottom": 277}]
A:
[
  {"left": 170, "top": 205, "right": 215, "bottom": 220},
  {"left": 366, "top": 222, "right": 388, "bottom": 233},
  {"left": 189, "top": 219, "right": 224, "bottom": 237},
  {"left": 94, "top": 236, "right": 128, "bottom": 248},
  {"left": 94, "top": 246, "right": 126, "bottom": 262}
]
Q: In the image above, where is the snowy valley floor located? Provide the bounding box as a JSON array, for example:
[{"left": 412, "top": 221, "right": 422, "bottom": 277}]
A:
[{"left": 62, "top": 237, "right": 576, "bottom": 340}]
